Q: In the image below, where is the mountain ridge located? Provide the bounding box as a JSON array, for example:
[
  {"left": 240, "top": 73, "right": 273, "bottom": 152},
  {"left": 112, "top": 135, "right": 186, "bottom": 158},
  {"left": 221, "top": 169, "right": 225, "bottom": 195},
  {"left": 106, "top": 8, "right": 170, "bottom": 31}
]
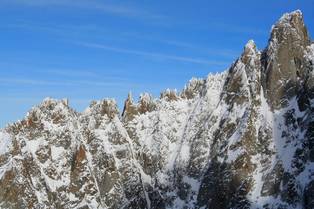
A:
[{"left": 0, "top": 10, "right": 314, "bottom": 209}]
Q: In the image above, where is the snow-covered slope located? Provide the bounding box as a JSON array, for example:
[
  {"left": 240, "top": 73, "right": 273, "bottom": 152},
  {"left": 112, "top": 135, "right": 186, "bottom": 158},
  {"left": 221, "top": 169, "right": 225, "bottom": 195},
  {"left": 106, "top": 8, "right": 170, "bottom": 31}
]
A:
[{"left": 0, "top": 10, "right": 314, "bottom": 209}]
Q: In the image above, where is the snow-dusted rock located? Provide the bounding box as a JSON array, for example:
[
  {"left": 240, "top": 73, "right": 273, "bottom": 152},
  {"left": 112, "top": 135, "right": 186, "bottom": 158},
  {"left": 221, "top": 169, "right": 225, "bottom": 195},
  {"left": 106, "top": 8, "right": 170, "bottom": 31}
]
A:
[{"left": 0, "top": 10, "right": 313, "bottom": 209}]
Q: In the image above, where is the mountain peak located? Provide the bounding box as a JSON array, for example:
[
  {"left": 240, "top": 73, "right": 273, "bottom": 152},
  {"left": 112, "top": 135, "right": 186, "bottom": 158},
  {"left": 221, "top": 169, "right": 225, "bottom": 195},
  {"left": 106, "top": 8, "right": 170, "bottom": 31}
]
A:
[
  {"left": 244, "top": 39, "right": 256, "bottom": 50},
  {"left": 263, "top": 10, "right": 311, "bottom": 109},
  {"left": 241, "top": 39, "right": 259, "bottom": 65},
  {"left": 122, "top": 92, "right": 138, "bottom": 122},
  {"left": 88, "top": 99, "right": 119, "bottom": 119},
  {"left": 270, "top": 9, "right": 310, "bottom": 47},
  {"left": 278, "top": 10, "right": 303, "bottom": 23}
]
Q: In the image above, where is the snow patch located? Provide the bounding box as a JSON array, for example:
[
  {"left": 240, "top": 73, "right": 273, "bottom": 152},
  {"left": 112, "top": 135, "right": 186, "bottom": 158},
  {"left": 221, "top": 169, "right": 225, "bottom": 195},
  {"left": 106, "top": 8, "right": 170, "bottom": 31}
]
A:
[{"left": 0, "top": 131, "right": 11, "bottom": 155}]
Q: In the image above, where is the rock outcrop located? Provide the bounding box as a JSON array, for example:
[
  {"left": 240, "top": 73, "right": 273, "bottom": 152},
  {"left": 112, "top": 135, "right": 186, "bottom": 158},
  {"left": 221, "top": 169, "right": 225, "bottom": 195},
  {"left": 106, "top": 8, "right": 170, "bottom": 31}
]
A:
[{"left": 262, "top": 10, "right": 311, "bottom": 109}]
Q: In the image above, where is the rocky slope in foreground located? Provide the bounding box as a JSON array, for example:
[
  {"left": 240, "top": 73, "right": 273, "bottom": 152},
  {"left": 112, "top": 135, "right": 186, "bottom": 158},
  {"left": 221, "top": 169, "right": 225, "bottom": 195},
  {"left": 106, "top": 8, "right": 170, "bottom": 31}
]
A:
[{"left": 0, "top": 10, "right": 314, "bottom": 209}]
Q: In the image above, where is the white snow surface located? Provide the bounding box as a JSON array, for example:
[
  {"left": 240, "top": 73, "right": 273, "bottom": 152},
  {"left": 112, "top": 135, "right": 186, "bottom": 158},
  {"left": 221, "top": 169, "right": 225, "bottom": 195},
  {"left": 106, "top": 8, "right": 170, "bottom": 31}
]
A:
[{"left": 0, "top": 131, "right": 11, "bottom": 155}]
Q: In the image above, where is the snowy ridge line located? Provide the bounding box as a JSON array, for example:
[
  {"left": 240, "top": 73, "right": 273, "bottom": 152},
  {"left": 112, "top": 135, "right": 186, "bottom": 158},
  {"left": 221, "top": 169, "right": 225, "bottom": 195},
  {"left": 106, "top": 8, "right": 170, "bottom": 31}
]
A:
[{"left": 0, "top": 10, "right": 313, "bottom": 209}]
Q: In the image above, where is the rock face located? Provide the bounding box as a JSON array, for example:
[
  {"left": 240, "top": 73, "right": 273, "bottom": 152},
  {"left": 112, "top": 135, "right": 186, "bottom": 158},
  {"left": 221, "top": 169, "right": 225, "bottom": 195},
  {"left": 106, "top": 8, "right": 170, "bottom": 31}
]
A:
[
  {"left": 262, "top": 10, "right": 311, "bottom": 109},
  {"left": 0, "top": 10, "right": 314, "bottom": 209}
]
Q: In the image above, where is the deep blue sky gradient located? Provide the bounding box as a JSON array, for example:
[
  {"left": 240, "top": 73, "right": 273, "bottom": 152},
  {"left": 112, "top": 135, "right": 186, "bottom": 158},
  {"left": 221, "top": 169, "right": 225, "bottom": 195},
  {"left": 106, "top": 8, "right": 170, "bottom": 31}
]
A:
[{"left": 0, "top": 0, "right": 313, "bottom": 127}]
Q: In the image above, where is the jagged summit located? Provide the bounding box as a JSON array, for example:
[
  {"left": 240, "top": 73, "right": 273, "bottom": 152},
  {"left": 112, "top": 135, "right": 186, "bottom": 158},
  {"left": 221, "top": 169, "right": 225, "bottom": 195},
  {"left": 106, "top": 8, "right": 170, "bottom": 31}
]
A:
[
  {"left": 269, "top": 9, "right": 310, "bottom": 49},
  {"left": 241, "top": 39, "right": 259, "bottom": 64},
  {"left": 272, "top": 10, "right": 309, "bottom": 39},
  {"left": 263, "top": 10, "right": 312, "bottom": 109},
  {"left": 244, "top": 39, "right": 256, "bottom": 50},
  {"left": 0, "top": 10, "right": 314, "bottom": 209},
  {"left": 278, "top": 10, "right": 302, "bottom": 22}
]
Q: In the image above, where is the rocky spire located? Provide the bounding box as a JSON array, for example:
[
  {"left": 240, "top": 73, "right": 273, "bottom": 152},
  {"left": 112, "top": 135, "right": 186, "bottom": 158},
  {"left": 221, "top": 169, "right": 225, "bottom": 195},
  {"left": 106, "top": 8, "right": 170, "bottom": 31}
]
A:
[
  {"left": 100, "top": 99, "right": 119, "bottom": 119},
  {"left": 122, "top": 91, "right": 138, "bottom": 122},
  {"left": 181, "top": 78, "right": 205, "bottom": 99},
  {"left": 241, "top": 40, "right": 258, "bottom": 64},
  {"left": 222, "top": 39, "right": 261, "bottom": 105},
  {"left": 160, "top": 89, "right": 179, "bottom": 101},
  {"left": 262, "top": 10, "right": 311, "bottom": 109},
  {"left": 23, "top": 98, "right": 77, "bottom": 128},
  {"left": 138, "top": 93, "right": 156, "bottom": 114}
]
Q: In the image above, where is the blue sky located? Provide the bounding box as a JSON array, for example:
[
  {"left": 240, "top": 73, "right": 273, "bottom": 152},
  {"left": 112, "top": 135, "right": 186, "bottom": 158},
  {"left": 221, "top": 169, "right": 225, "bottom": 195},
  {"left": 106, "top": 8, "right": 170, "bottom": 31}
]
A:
[{"left": 0, "top": 0, "right": 313, "bottom": 127}]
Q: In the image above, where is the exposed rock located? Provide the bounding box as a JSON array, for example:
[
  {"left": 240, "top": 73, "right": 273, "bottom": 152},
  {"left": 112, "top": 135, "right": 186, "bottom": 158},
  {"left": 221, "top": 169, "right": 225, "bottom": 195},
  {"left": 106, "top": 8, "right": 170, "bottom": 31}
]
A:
[
  {"left": 181, "top": 78, "right": 205, "bottom": 99},
  {"left": 138, "top": 93, "right": 157, "bottom": 114},
  {"left": 160, "top": 89, "right": 179, "bottom": 101},
  {"left": 262, "top": 10, "right": 311, "bottom": 109},
  {"left": 122, "top": 92, "right": 139, "bottom": 122}
]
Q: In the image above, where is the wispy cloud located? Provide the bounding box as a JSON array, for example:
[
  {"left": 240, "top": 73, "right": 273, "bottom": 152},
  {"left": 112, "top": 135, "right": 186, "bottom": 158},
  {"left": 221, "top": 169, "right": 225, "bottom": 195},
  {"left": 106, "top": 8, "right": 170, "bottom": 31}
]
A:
[
  {"left": 4, "top": 21, "right": 125, "bottom": 44},
  {"left": 4, "top": 0, "right": 166, "bottom": 20},
  {"left": 170, "top": 17, "right": 267, "bottom": 36},
  {"left": 208, "top": 22, "right": 267, "bottom": 36},
  {"left": 158, "top": 39, "right": 238, "bottom": 57},
  {"left": 6, "top": 21, "right": 69, "bottom": 35},
  {"left": 36, "top": 69, "right": 132, "bottom": 81},
  {"left": 0, "top": 96, "right": 92, "bottom": 104},
  {"left": 0, "top": 97, "right": 47, "bottom": 105},
  {"left": 0, "top": 78, "right": 134, "bottom": 87},
  {"left": 5, "top": 21, "right": 238, "bottom": 60},
  {"left": 35, "top": 69, "right": 98, "bottom": 78},
  {"left": 75, "top": 41, "right": 228, "bottom": 66},
  {"left": 124, "top": 32, "right": 240, "bottom": 58}
]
